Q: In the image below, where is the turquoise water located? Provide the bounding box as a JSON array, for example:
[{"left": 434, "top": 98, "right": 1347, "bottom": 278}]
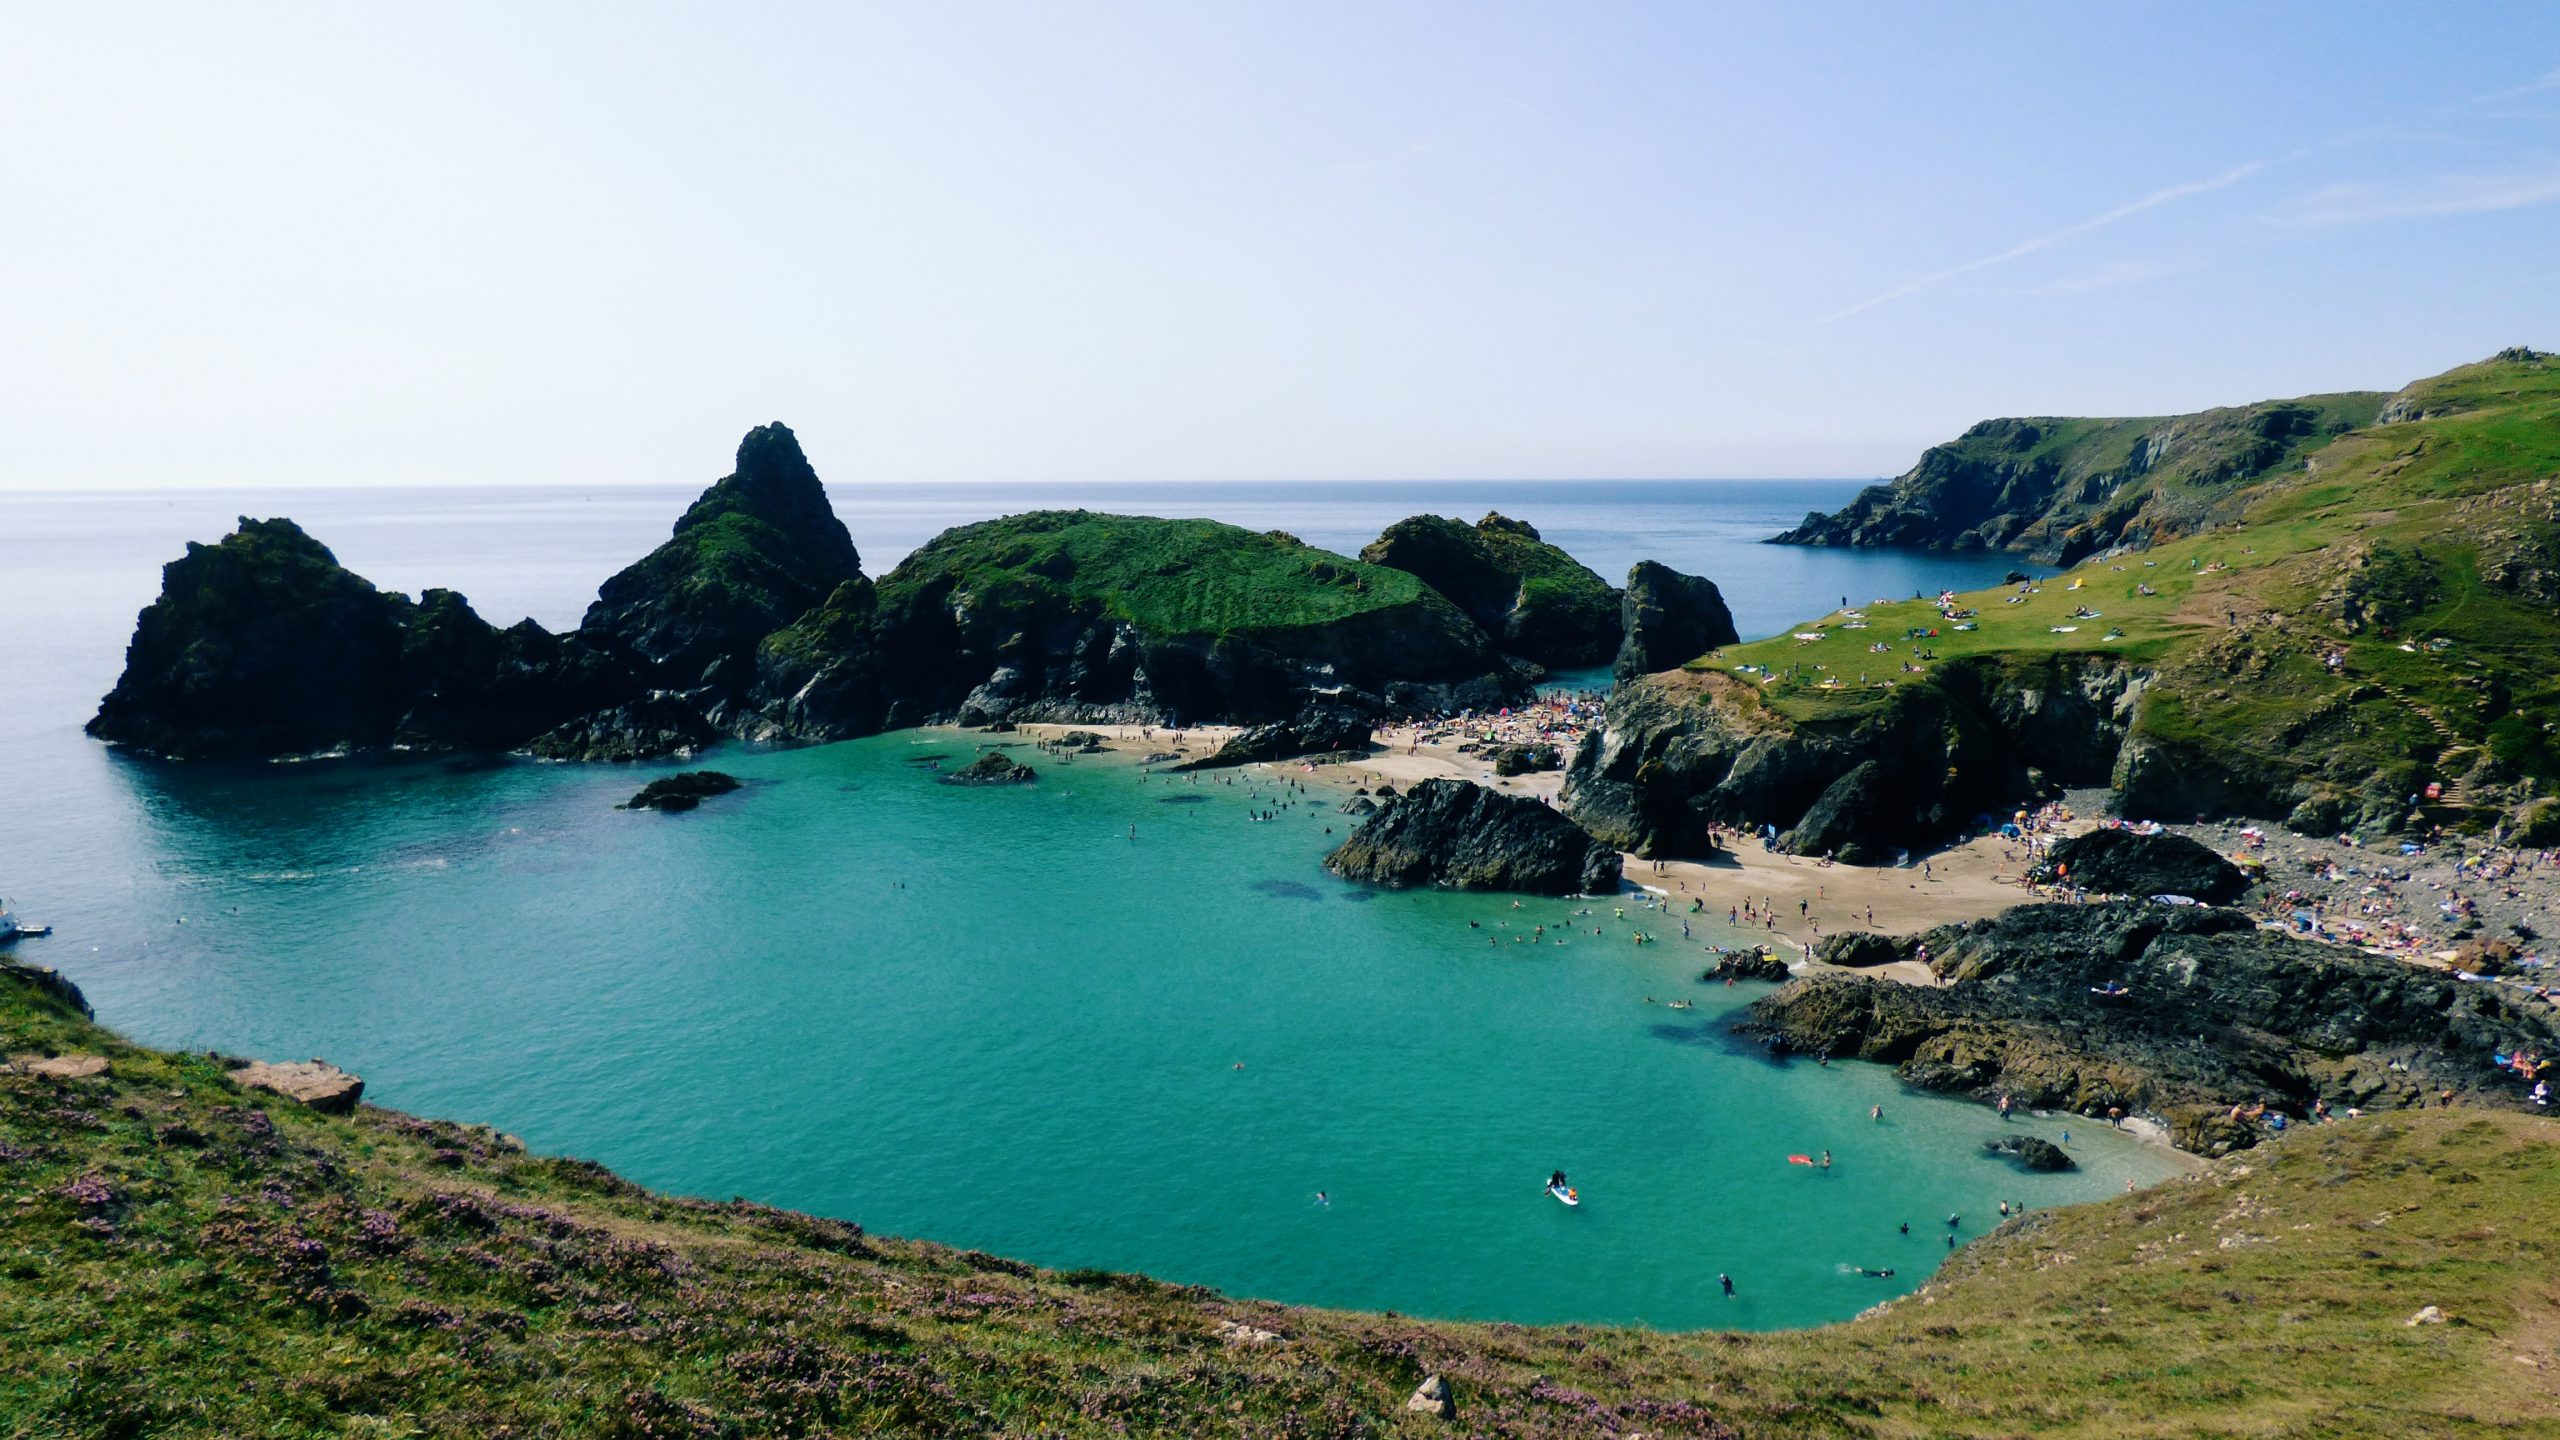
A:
[
  {"left": 0, "top": 481, "right": 2137, "bottom": 1330},
  {"left": 27, "top": 736, "right": 2172, "bottom": 1329}
]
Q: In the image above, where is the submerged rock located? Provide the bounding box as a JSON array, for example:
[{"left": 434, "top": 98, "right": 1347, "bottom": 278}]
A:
[
  {"left": 941, "top": 753, "right": 1038, "bottom": 786},
  {"left": 622, "top": 770, "right": 743, "bottom": 812},
  {"left": 1983, "top": 1134, "right": 2075, "bottom": 1171},
  {"left": 1613, "top": 560, "right": 1739, "bottom": 681},
  {"left": 1325, "top": 779, "right": 1621, "bottom": 895},
  {"left": 2044, "top": 827, "right": 2249, "bottom": 903}
]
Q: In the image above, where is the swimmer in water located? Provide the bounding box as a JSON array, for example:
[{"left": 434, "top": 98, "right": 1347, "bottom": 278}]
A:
[
  {"left": 1315, "top": 1191, "right": 1329, "bottom": 1206},
  {"left": 1718, "top": 1273, "right": 1734, "bottom": 1296}
]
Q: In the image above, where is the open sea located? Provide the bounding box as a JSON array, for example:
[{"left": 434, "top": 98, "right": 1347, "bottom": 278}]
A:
[{"left": 0, "top": 479, "right": 2157, "bottom": 1332}]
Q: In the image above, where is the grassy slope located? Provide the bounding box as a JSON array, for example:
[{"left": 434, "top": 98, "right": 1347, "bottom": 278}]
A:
[
  {"left": 876, "top": 511, "right": 1431, "bottom": 638},
  {"left": 7, "top": 967, "right": 2558, "bottom": 1438},
  {"left": 1699, "top": 353, "right": 2560, "bottom": 822}
]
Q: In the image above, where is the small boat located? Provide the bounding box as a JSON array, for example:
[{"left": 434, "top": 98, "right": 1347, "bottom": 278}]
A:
[{"left": 1547, "top": 1183, "right": 1580, "bottom": 1207}]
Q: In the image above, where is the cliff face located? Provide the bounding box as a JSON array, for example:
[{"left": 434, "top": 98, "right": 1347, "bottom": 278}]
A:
[
  {"left": 1742, "top": 902, "right": 2560, "bottom": 1152},
  {"left": 1774, "top": 395, "right": 2384, "bottom": 564},
  {"left": 1360, "top": 513, "right": 1621, "bottom": 670},
  {"left": 1325, "top": 778, "right": 1621, "bottom": 895},
  {"left": 1613, "top": 561, "right": 1738, "bottom": 681},
  {"left": 1561, "top": 658, "right": 2146, "bottom": 862}
]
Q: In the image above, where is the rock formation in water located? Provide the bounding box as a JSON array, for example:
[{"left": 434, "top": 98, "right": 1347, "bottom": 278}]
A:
[
  {"left": 1326, "top": 779, "right": 1621, "bottom": 895},
  {"left": 86, "top": 519, "right": 640, "bottom": 760},
  {"left": 1360, "top": 513, "right": 1621, "bottom": 670},
  {"left": 940, "top": 752, "right": 1038, "bottom": 786},
  {"left": 94, "top": 435, "right": 1537, "bottom": 762},
  {"left": 781, "top": 510, "right": 1522, "bottom": 734},
  {"left": 1982, "top": 1134, "right": 2074, "bottom": 1171},
  {"left": 621, "top": 770, "right": 744, "bottom": 812},
  {"left": 2043, "top": 827, "right": 2249, "bottom": 903},
  {"left": 1613, "top": 560, "right": 1738, "bottom": 681},
  {"left": 1741, "top": 902, "right": 2560, "bottom": 1153}
]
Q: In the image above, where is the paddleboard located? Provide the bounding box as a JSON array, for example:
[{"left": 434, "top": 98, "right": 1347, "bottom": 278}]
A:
[
  {"left": 1787, "top": 1154, "right": 1815, "bottom": 1166},
  {"left": 1547, "top": 1184, "right": 1580, "bottom": 1207}
]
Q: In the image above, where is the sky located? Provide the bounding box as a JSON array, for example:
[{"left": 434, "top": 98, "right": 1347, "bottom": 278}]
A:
[{"left": 4, "top": 2, "right": 2557, "bottom": 491}]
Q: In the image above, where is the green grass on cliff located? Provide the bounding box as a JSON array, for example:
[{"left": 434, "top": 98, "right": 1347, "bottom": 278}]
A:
[
  {"left": 7, "top": 964, "right": 2559, "bottom": 1438},
  {"left": 875, "top": 511, "right": 1432, "bottom": 638},
  {"left": 1697, "top": 350, "right": 2560, "bottom": 827}
]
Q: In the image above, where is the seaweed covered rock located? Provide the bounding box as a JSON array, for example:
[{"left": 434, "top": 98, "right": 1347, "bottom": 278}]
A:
[
  {"left": 1325, "top": 779, "right": 1621, "bottom": 895},
  {"left": 622, "top": 770, "right": 743, "bottom": 812},
  {"left": 941, "top": 753, "right": 1038, "bottom": 786},
  {"left": 1613, "top": 561, "right": 1738, "bottom": 681},
  {"left": 1361, "top": 514, "right": 1621, "bottom": 670},
  {"left": 2045, "top": 827, "right": 2249, "bottom": 903}
]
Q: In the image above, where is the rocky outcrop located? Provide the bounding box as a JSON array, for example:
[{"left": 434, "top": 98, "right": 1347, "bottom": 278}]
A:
[
  {"left": 1361, "top": 514, "right": 1621, "bottom": 670},
  {"left": 98, "top": 440, "right": 1532, "bottom": 763},
  {"left": 1325, "top": 780, "right": 1621, "bottom": 895},
  {"left": 2044, "top": 828, "right": 2248, "bottom": 902},
  {"left": 580, "top": 423, "right": 862, "bottom": 714},
  {"left": 1813, "top": 933, "right": 1900, "bottom": 968},
  {"left": 1172, "top": 706, "right": 1377, "bottom": 771},
  {"left": 87, "top": 519, "right": 645, "bottom": 761},
  {"left": 621, "top": 770, "right": 743, "bottom": 812},
  {"left": 810, "top": 512, "right": 1522, "bottom": 734},
  {"left": 941, "top": 753, "right": 1037, "bottom": 786},
  {"left": 1983, "top": 1135, "right": 2074, "bottom": 1171},
  {"left": 1562, "top": 658, "right": 2147, "bottom": 861},
  {"left": 227, "top": 1059, "right": 365, "bottom": 1115},
  {"left": 1708, "top": 949, "right": 1792, "bottom": 982},
  {"left": 1741, "top": 902, "right": 2560, "bottom": 1152},
  {"left": 1490, "top": 743, "right": 1562, "bottom": 776},
  {"left": 1613, "top": 561, "right": 1738, "bottom": 680}
]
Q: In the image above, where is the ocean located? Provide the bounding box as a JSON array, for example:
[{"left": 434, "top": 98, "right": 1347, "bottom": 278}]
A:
[{"left": 0, "top": 480, "right": 2146, "bottom": 1331}]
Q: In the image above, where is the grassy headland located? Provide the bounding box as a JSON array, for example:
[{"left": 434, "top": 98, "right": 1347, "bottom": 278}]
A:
[{"left": 1698, "top": 350, "right": 2560, "bottom": 835}]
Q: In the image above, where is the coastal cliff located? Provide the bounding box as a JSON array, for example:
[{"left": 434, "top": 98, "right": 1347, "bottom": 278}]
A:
[
  {"left": 1563, "top": 656, "right": 2145, "bottom": 861},
  {"left": 1601, "top": 350, "right": 2560, "bottom": 846},
  {"left": 1742, "top": 902, "right": 2560, "bottom": 1153},
  {"left": 1360, "top": 513, "right": 1621, "bottom": 670},
  {"left": 1773, "top": 392, "right": 2385, "bottom": 564}
]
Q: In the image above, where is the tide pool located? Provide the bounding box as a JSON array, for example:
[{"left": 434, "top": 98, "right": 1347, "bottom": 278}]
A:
[{"left": 27, "top": 732, "right": 2178, "bottom": 1330}]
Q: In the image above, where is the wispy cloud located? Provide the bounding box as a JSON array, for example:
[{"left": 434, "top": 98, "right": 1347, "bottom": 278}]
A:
[
  {"left": 1990, "top": 257, "right": 2185, "bottom": 298},
  {"left": 1815, "top": 163, "right": 2262, "bottom": 324},
  {"left": 2270, "top": 167, "right": 2560, "bottom": 225}
]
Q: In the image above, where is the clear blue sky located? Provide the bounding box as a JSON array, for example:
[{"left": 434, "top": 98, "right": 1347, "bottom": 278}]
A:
[{"left": 5, "top": 3, "right": 2556, "bottom": 489}]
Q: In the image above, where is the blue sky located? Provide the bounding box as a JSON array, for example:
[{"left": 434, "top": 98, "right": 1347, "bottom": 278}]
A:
[{"left": 4, "top": 2, "right": 2556, "bottom": 489}]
